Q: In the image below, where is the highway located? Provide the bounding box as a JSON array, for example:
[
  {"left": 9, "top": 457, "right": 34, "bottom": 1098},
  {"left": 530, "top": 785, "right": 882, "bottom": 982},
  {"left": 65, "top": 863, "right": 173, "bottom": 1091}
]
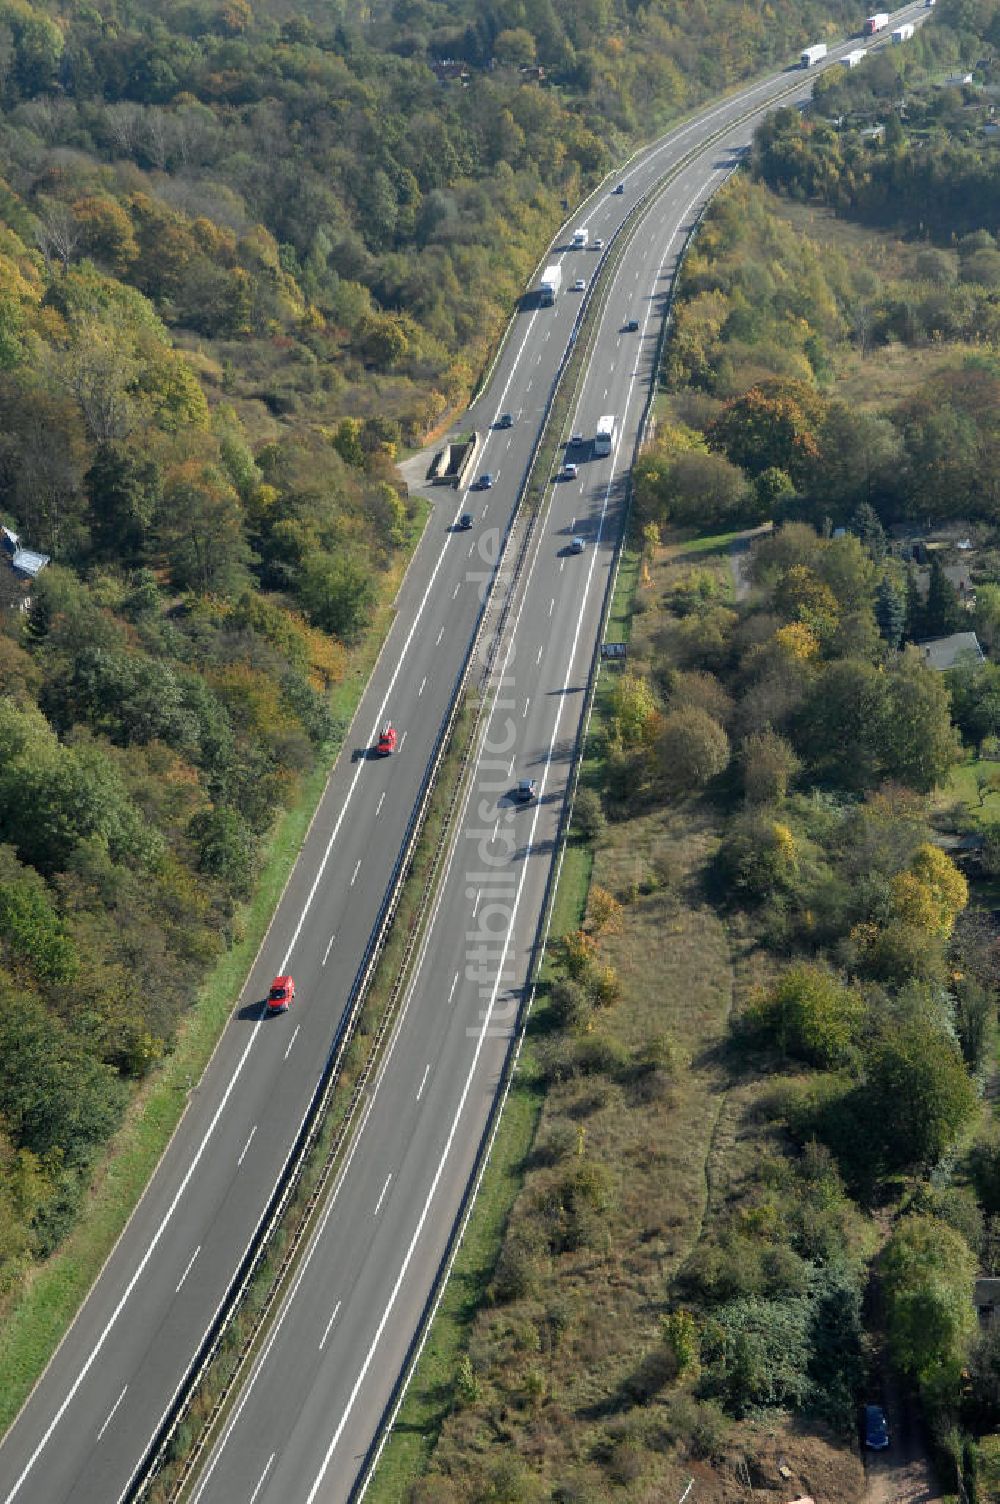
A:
[
  {"left": 181, "top": 8, "right": 931, "bottom": 1501},
  {"left": 0, "top": 9, "right": 928, "bottom": 1503}
]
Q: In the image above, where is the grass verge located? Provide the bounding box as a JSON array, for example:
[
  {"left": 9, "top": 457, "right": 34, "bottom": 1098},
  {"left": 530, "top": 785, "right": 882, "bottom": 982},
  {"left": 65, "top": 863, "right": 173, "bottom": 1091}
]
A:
[{"left": 0, "top": 503, "right": 429, "bottom": 1440}]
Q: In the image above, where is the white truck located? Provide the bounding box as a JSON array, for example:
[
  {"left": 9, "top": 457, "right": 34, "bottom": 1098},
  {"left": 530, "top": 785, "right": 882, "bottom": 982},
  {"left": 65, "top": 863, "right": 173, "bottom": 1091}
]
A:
[
  {"left": 571, "top": 226, "right": 589, "bottom": 249},
  {"left": 864, "top": 11, "right": 890, "bottom": 33},
  {"left": 594, "top": 414, "right": 616, "bottom": 457},
  {"left": 801, "top": 43, "right": 828, "bottom": 67},
  {"left": 539, "top": 263, "right": 561, "bottom": 305},
  {"left": 892, "top": 21, "right": 915, "bottom": 41},
  {"left": 842, "top": 47, "right": 868, "bottom": 67}
]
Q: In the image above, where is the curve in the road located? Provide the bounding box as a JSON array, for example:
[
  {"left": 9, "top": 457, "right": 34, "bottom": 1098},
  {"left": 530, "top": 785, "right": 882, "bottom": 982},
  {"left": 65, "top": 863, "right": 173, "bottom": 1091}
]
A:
[
  {"left": 0, "top": 9, "right": 929, "bottom": 1502},
  {"left": 178, "top": 9, "right": 930, "bottom": 1501}
]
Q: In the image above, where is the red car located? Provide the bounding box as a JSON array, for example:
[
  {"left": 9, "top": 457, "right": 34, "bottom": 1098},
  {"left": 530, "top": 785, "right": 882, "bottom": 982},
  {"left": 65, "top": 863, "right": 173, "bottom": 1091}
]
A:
[
  {"left": 266, "top": 975, "right": 295, "bottom": 1014},
  {"left": 376, "top": 722, "right": 398, "bottom": 756}
]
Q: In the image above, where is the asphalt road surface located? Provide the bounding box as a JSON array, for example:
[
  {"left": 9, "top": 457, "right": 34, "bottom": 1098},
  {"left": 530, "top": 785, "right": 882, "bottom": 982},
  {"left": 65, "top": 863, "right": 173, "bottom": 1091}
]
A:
[{"left": 0, "top": 9, "right": 928, "bottom": 1503}]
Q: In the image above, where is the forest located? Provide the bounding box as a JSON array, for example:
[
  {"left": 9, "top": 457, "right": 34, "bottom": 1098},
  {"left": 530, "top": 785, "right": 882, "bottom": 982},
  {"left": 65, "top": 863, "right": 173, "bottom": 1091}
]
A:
[
  {"left": 0, "top": 0, "right": 905, "bottom": 1335},
  {"left": 1, "top": 0, "right": 1000, "bottom": 1487}
]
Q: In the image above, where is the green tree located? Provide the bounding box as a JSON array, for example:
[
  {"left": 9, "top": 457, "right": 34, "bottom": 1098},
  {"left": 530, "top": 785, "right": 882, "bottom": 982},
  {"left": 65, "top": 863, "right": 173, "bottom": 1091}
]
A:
[
  {"left": 864, "top": 1025, "right": 977, "bottom": 1174},
  {"left": 0, "top": 703, "right": 161, "bottom": 876},
  {"left": 923, "top": 555, "right": 963, "bottom": 637},
  {"left": 875, "top": 573, "right": 906, "bottom": 650},
  {"left": 741, "top": 728, "right": 799, "bottom": 804},
  {"left": 158, "top": 465, "right": 252, "bottom": 597},
  {"left": 188, "top": 806, "right": 257, "bottom": 900},
  {"left": 298, "top": 551, "right": 376, "bottom": 644},
  {"left": 606, "top": 671, "right": 659, "bottom": 750},
  {"left": 666, "top": 450, "right": 749, "bottom": 529},
  {"left": 658, "top": 706, "right": 730, "bottom": 792},
  {"left": 0, "top": 858, "right": 78, "bottom": 986},
  {"left": 753, "top": 964, "right": 862, "bottom": 1069},
  {"left": 0, "top": 983, "right": 125, "bottom": 1164},
  {"left": 874, "top": 653, "right": 960, "bottom": 792},
  {"left": 85, "top": 445, "right": 160, "bottom": 564},
  {"left": 755, "top": 466, "right": 796, "bottom": 519},
  {"left": 882, "top": 1216, "right": 976, "bottom": 1403},
  {"left": 850, "top": 502, "right": 887, "bottom": 563}
]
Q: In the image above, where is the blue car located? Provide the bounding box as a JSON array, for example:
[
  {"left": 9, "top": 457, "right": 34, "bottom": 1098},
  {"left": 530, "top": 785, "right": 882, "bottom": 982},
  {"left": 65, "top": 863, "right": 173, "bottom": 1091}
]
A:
[{"left": 864, "top": 1405, "right": 889, "bottom": 1451}]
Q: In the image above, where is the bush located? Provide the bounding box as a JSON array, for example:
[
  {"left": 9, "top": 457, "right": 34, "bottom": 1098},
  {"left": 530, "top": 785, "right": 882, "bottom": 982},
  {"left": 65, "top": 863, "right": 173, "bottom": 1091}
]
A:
[
  {"left": 572, "top": 787, "right": 605, "bottom": 842},
  {"left": 699, "top": 1293, "right": 814, "bottom": 1416},
  {"left": 747, "top": 963, "right": 862, "bottom": 1069},
  {"left": 491, "top": 1229, "right": 543, "bottom": 1304},
  {"left": 548, "top": 977, "right": 593, "bottom": 1031},
  {"left": 716, "top": 810, "right": 800, "bottom": 901},
  {"left": 663, "top": 1394, "right": 731, "bottom": 1460},
  {"left": 658, "top": 705, "right": 730, "bottom": 793}
]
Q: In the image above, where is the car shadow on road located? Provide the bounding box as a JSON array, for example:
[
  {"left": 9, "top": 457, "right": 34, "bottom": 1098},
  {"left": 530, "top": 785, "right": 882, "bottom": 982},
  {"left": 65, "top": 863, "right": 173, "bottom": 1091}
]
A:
[{"left": 237, "top": 1000, "right": 267, "bottom": 1022}]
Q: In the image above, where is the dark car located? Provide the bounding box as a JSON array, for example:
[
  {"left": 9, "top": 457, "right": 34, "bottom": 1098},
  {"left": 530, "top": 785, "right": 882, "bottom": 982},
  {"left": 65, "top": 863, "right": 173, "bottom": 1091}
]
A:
[
  {"left": 864, "top": 1405, "right": 889, "bottom": 1451},
  {"left": 625, "top": 319, "right": 640, "bottom": 332},
  {"left": 266, "top": 975, "right": 295, "bottom": 1014},
  {"left": 497, "top": 413, "right": 515, "bottom": 429},
  {"left": 477, "top": 472, "right": 494, "bottom": 489},
  {"left": 457, "top": 513, "right": 473, "bottom": 530},
  {"left": 613, "top": 182, "right": 625, "bottom": 194},
  {"left": 514, "top": 778, "right": 537, "bottom": 803}
]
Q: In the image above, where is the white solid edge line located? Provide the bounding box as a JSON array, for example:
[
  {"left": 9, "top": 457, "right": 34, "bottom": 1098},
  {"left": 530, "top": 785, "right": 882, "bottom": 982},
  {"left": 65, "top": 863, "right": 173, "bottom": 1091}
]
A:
[
  {"left": 192, "top": 157, "right": 732, "bottom": 1483},
  {"left": 301, "top": 378, "right": 615, "bottom": 1504},
  {"left": 191, "top": 271, "right": 593, "bottom": 1496},
  {"left": 23, "top": 50, "right": 830, "bottom": 1504},
  {"left": 326, "top": 168, "right": 730, "bottom": 1504},
  {"left": 2, "top": 267, "right": 549, "bottom": 1504}
]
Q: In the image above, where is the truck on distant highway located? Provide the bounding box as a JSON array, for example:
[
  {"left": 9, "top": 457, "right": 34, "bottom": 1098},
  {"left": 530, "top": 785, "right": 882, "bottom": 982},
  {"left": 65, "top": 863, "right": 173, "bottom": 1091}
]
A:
[
  {"left": 892, "top": 21, "right": 915, "bottom": 41},
  {"left": 864, "top": 11, "right": 890, "bottom": 33},
  {"left": 539, "top": 263, "right": 561, "bottom": 305},
  {"left": 594, "top": 414, "right": 616, "bottom": 457},
  {"left": 842, "top": 47, "right": 868, "bottom": 66},
  {"left": 801, "top": 43, "right": 828, "bottom": 66},
  {"left": 571, "top": 227, "right": 589, "bottom": 249}
]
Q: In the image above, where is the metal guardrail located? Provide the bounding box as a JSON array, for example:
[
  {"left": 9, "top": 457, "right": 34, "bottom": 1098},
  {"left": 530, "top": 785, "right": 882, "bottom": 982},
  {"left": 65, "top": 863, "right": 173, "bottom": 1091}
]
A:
[
  {"left": 350, "top": 86, "right": 764, "bottom": 1504},
  {"left": 154, "top": 61, "right": 822, "bottom": 1504},
  {"left": 148, "top": 168, "right": 604, "bottom": 1504}
]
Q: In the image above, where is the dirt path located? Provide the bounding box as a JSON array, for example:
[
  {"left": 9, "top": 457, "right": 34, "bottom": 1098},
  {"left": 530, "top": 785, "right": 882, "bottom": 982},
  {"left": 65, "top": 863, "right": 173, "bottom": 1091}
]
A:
[
  {"left": 728, "top": 522, "right": 772, "bottom": 601},
  {"left": 863, "top": 1376, "right": 944, "bottom": 1504}
]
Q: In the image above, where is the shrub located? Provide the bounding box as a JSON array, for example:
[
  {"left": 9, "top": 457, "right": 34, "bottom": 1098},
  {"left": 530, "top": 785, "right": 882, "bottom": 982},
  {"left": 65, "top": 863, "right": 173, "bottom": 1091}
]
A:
[
  {"left": 548, "top": 977, "right": 592, "bottom": 1031},
  {"left": 572, "top": 787, "right": 605, "bottom": 842},
  {"left": 748, "top": 963, "right": 862, "bottom": 1068},
  {"left": 658, "top": 705, "right": 730, "bottom": 793}
]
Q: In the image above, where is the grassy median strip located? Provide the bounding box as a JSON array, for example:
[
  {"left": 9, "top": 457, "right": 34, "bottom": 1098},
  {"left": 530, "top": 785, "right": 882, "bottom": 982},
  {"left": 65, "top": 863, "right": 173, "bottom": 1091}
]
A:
[{"left": 0, "top": 506, "right": 429, "bottom": 1441}]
